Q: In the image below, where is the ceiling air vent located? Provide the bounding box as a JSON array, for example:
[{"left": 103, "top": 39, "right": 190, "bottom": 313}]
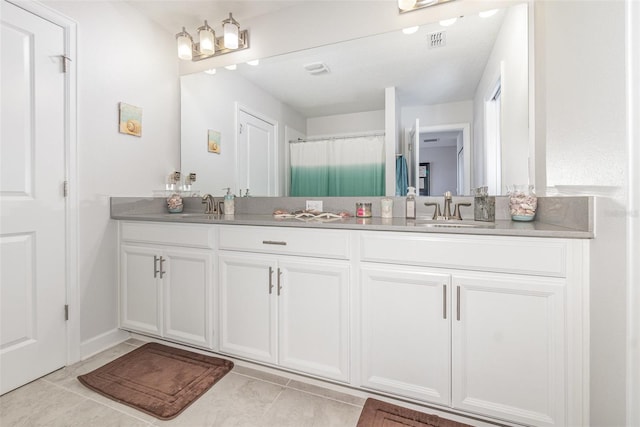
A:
[
  {"left": 303, "top": 62, "right": 331, "bottom": 75},
  {"left": 428, "top": 31, "right": 446, "bottom": 48}
]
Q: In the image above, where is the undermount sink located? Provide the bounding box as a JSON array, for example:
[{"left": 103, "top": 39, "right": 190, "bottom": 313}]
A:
[
  {"left": 163, "top": 213, "right": 216, "bottom": 219},
  {"left": 411, "top": 219, "right": 495, "bottom": 228}
]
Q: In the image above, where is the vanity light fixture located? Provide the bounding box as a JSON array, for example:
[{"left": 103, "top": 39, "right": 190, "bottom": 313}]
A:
[
  {"left": 175, "top": 12, "right": 249, "bottom": 62},
  {"left": 398, "top": 0, "right": 455, "bottom": 14}
]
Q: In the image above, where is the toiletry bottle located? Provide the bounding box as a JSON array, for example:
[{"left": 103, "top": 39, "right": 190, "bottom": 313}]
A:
[
  {"left": 406, "top": 186, "right": 416, "bottom": 219},
  {"left": 223, "top": 187, "right": 235, "bottom": 215}
]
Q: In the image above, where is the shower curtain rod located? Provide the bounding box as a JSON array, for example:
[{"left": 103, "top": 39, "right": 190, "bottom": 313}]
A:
[{"left": 289, "top": 131, "right": 385, "bottom": 144}]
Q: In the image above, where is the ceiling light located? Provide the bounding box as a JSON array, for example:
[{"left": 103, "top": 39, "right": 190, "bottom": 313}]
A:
[
  {"left": 176, "top": 12, "right": 249, "bottom": 62},
  {"left": 479, "top": 9, "right": 498, "bottom": 18},
  {"left": 402, "top": 26, "right": 419, "bottom": 35},
  {"left": 225, "top": 64, "right": 237, "bottom": 71},
  {"left": 439, "top": 17, "right": 457, "bottom": 27},
  {"left": 204, "top": 68, "right": 217, "bottom": 75},
  {"left": 247, "top": 59, "right": 260, "bottom": 66}
]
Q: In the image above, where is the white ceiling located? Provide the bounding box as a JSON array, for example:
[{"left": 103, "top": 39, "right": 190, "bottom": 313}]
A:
[{"left": 128, "top": 1, "right": 506, "bottom": 117}]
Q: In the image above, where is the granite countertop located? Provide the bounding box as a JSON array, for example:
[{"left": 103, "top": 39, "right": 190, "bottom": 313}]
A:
[{"left": 111, "top": 210, "right": 594, "bottom": 239}]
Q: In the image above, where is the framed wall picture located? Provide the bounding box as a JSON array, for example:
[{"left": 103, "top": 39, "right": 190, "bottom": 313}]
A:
[
  {"left": 208, "top": 129, "right": 221, "bottom": 154},
  {"left": 118, "top": 103, "right": 142, "bottom": 137}
]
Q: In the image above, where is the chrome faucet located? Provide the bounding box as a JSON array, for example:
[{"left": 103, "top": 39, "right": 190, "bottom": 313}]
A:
[
  {"left": 425, "top": 191, "right": 471, "bottom": 220},
  {"left": 201, "top": 194, "right": 216, "bottom": 214}
]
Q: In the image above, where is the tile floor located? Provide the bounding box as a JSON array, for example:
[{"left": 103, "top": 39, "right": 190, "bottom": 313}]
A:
[{"left": 0, "top": 339, "right": 366, "bottom": 426}]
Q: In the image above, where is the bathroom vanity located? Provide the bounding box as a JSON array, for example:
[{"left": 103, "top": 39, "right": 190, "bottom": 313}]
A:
[{"left": 112, "top": 197, "right": 592, "bottom": 427}]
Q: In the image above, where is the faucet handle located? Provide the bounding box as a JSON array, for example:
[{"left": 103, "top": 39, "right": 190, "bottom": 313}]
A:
[
  {"left": 424, "top": 202, "right": 442, "bottom": 220},
  {"left": 453, "top": 202, "right": 472, "bottom": 220}
]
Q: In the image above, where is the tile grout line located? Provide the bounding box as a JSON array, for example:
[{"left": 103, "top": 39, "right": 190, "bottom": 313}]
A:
[{"left": 42, "top": 378, "right": 154, "bottom": 425}]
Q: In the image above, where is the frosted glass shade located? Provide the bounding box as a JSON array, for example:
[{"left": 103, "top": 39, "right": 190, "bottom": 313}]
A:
[
  {"left": 177, "top": 29, "right": 193, "bottom": 60},
  {"left": 223, "top": 18, "right": 239, "bottom": 49},
  {"left": 198, "top": 22, "right": 215, "bottom": 55},
  {"left": 398, "top": 0, "right": 417, "bottom": 10}
]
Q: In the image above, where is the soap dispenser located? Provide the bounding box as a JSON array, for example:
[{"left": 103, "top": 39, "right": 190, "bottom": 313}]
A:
[
  {"left": 223, "top": 187, "right": 235, "bottom": 215},
  {"left": 406, "top": 186, "right": 416, "bottom": 219}
]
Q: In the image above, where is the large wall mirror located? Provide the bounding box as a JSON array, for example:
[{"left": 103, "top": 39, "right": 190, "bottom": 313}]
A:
[{"left": 180, "top": 2, "right": 530, "bottom": 197}]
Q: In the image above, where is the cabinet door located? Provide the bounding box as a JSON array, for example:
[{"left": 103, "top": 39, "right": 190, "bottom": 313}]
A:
[
  {"left": 120, "top": 245, "right": 161, "bottom": 335},
  {"left": 360, "top": 265, "right": 451, "bottom": 405},
  {"left": 163, "top": 249, "right": 213, "bottom": 349},
  {"left": 278, "top": 258, "right": 350, "bottom": 382},
  {"left": 452, "top": 273, "right": 565, "bottom": 426},
  {"left": 219, "top": 253, "right": 277, "bottom": 364}
]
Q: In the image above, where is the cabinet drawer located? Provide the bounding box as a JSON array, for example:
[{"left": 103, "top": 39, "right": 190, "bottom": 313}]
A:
[
  {"left": 360, "top": 232, "right": 568, "bottom": 277},
  {"left": 120, "top": 221, "right": 214, "bottom": 249},
  {"left": 219, "top": 226, "right": 350, "bottom": 259}
]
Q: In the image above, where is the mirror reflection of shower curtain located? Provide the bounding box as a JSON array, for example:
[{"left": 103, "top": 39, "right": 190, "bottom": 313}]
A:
[{"left": 290, "top": 135, "right": 385, "bottom": 196}]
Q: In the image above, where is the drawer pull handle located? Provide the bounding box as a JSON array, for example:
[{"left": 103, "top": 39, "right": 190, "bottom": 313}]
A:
[
  {"left": 153, "top": 255, "right": 160, "bottom": 278},
  {"left": 456, "top": 286, "right": 461, "bottom": 321},
  {"left": 443, "top": 285, "right": 447, "bottom": 319},
  {"left": 262, "top": 240, "right": 287, "bottom": 246},
  {"left": 277, "top": 268, "right": 282, "bottom": 296},
  {"left": 159, "top": 256, "right": 166, "bottom": 279},
  {"left": 268, "top": 266, "right": 274, "bottom": 294}
]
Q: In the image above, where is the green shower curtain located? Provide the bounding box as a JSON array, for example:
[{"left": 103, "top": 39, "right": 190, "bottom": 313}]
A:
[{"left": 290, "top": 135, "right": 385, "bottom": 197}]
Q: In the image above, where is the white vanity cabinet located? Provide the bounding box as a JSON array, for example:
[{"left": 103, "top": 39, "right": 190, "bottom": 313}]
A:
[
  {"left": 358, "top": 231, "right": 587, "bottom": 427},
  {"left": 119, "top": 222, "right": 214, "bottom": 349},
  {"left": 218, "top": 225, "right": 351, "bottom": 383},
  {"left": 360, "top": 265, "right": 451, "bottom": 405}
]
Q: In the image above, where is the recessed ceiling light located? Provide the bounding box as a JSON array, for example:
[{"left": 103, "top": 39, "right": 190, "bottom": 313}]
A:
[
  {"left": 203, "top": 68, "right": 216, "bottom": 75},
  {"left": 439, "top": 17, "right": 457, "bottom": 27},
  {"left": 224, "top": 64, "right": 237, "bottom": 70},
  {"left": 402, "top": 26, "right": 419, "bottom": 35},
  {"left": 303, "top": 62, "right": 330, "bottom": 75},
  {"left": 479, "top": 9, "right": 498, "bottom": 18}
]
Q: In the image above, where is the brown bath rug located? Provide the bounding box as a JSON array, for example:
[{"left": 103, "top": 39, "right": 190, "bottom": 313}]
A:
[
  {"left": 77, "top": 342, "right": 233, "bottom": 420},
  {"left": 357, "top": 398, "right": 474, "bottom": 427}
]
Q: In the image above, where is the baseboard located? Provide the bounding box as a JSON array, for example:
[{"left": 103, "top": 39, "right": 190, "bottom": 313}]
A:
[{"left": 80, "top": 328, "right": 131, "bottom": 360}]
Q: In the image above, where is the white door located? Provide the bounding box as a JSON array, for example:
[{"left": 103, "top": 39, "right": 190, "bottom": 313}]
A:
[
  {"left": 278, "top": 258, "right": 350, "bottom": 382},
  {"left": 452, "top": 273, "right": 565, "bottom": 426},
  {"left": 0, "top": 0, "right": 67, "bottom": 394},
  {"left": 163, "top": 248, "right": 212, "bottom": 349},
  {"left": 218, "top": 252, "right": 277, "bottom": 364},
  {"left": 237, "top": 108, "right": 277, "bottom": 196},
  {"left": 360, "top": 265, "right": 451, "bottom": 405}
]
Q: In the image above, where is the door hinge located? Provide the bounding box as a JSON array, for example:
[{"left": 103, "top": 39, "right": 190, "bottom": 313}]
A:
[
  {"left": 63, "top": 181, "right": 68, "bottom": 197},
  {"left": 61, "top": 55, "right": 72, "bottom": 73},
  {"left": 64, "top": 304, "right": 69, "bottom": 321},
  {"left": 239, "top": 123, "right": 243, "bottom": 134}
]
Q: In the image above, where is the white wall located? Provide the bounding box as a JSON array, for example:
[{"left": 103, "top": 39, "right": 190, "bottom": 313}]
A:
[
  {"left": 42, "top": 1, "right": 180, "bottom": 353},
  {"left": 181, "top": 71, "right": 306, "bottom": 196},
  {"left": 473, "top": 3, "right": 529, "bottom": 194},
  {"left": 306, "top": 110, "right": 384, "bottom": 136},
  {"left": 536, "top": 1, "right": 629, "bottom": 426},
  {"left": 401, "top": 101, "right": 473, "bottom": 130}
]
